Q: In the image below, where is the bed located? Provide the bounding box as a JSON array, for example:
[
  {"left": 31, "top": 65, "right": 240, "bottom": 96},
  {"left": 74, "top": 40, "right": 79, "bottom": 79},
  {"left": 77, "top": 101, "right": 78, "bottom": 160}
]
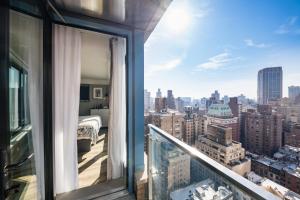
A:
[{"left": 77, "top": 115, "right": 102, "bottom": 152}]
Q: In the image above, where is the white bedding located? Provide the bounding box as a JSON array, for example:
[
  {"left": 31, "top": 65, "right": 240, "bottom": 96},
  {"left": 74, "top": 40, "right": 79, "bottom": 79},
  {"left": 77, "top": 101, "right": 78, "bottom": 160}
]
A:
[{"left": 77, "top": 115, "right": 102, "bottom": 144}]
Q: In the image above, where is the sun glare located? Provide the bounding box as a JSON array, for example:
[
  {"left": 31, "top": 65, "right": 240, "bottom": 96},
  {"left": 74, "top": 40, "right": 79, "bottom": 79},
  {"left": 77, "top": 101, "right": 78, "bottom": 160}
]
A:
[{"left": 164, "top": 7, "right": 191, "bottom": 34}]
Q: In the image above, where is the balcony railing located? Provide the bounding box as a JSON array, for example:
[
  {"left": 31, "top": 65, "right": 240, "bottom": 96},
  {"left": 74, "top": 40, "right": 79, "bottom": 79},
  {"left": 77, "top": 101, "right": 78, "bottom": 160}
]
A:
[{"left": 148, "top": 124, "right": 280, "bottom": 200}]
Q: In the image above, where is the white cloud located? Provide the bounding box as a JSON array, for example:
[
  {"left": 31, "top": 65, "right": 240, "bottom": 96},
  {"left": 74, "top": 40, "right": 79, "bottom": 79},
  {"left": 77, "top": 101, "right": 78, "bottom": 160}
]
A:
[
  {"left": 196, "top": 52, "right": 239, "bottom": 70},
  {"left": 244, "top": 39, "right": 270, "bottom": 48},
  {"left": 145, "top": 58, "right": 182, "bottom": 77},
  {"left": 275, "top": 16, "right": 300, "bottom": 35}
]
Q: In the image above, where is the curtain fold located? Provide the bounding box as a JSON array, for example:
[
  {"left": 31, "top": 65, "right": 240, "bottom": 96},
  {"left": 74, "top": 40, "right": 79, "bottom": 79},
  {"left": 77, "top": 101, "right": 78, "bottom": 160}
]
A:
[
  {"left": 53, "top": 25, "right": 81, "bottom": 194},
  {"left": 107, "top": 38, "right": 127, "bottom": 180},
  {"left": 24, "top": 13, "right": 44, "bottom": 200}
]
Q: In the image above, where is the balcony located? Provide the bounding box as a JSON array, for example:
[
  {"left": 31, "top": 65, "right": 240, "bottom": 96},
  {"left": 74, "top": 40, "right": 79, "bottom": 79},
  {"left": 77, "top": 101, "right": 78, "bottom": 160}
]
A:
[{"left": 148, "top": 124, "right": 280, "bottom": 200}]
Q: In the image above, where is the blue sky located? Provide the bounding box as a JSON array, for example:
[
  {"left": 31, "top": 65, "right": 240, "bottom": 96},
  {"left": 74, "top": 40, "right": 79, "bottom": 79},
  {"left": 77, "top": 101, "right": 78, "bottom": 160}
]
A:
[{"left": 144, "top": 0, "right": 300, "bottom": 99}]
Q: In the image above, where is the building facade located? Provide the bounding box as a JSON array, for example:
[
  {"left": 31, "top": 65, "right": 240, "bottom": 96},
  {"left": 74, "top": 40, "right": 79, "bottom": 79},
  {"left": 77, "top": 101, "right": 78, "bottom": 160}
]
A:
[
  {"left": 257, "top": 67, "right": 283, "bottom": 104},
  {"left": 289, "top": 86, "right": 300, "bottom": 102},
  {"left": 155, "top": 97, "right": 167, "bottom": 113},
  {"left": 156, "top": 88, "right": 162, "bottom": 98},
  {"left": 206, "top": 104, "right": 240, "bottom": 142},
  {"left": 144, "top": 89, "right": 151, "bottom": 112},
  {"left": 167, "top": 90, "right": 176, "bottom": 109},
  {"left": 251, "top": 146, "right": 300, "bottom": 195},
  {"left": 244, "top": 105, "right": 283, "bottom": 156},
  {"left": 195, "top": 124, "right": 250, "bottom": 176},
  {"left": 284, "top": 123, "right": 300, "bottom": 148}
]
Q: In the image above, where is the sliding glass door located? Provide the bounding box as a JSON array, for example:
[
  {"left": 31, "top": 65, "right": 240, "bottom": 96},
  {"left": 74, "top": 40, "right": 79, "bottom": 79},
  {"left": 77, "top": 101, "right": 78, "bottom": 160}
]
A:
[
  {"left": 0, "top": 6, "right": 44, "bottom": 200},
  {"left": 53, "top": 25, "right": 128, "bottom": 199}
]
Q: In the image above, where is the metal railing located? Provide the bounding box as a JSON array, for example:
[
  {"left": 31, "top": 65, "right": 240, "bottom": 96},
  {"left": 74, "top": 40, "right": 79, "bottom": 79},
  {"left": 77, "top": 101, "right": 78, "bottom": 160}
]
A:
[{"left": 148, "top": 124, "right": 280, "bottom": 200}]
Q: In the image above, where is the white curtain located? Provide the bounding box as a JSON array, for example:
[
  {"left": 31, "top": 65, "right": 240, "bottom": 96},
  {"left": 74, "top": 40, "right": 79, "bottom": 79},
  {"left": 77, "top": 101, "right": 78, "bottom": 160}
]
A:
[
  {"left": 10, "top": 10, "right": 45, "bottom": 199},
  {"left": 107, "top": 38, "right": 127, "bottom": 180},
  {"left": 53, "top": 25, "right": 81, "bottom": 194}
]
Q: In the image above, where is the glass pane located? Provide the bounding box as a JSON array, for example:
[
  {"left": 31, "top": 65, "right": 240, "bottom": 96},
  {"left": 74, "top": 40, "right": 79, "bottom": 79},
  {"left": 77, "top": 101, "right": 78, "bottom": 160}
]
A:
[
  {"left": 148, "top": 126, "right": 277, "bottom": 200},
  {"left": 9, "top": 67, "right": 20, "bottom": 131},
  {"left": 7, "top": 10, "right": 43, "bottom": 200}
]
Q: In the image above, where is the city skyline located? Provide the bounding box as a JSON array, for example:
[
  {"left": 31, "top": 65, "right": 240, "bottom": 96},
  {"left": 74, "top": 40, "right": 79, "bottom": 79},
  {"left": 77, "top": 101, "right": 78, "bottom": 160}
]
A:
[{"left": 144, "top": 0, "right": 300, "bottom": 99}]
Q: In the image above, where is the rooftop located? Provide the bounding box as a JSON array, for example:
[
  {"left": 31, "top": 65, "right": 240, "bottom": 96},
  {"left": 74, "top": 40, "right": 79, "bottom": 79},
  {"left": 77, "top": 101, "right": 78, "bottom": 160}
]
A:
[
  {"left": 207, "top": 104, "right": 234, "bottom": 118},
  {"left": 247, "top": 172, "right": 300, "bottom": 200},
  {"left": 170, "top": 179, "right": 233, "bottom": 200}
]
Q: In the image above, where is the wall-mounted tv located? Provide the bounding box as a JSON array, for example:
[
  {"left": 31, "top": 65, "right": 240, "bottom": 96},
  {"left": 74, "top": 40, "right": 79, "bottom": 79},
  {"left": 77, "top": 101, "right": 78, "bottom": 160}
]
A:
[{"left": 80, "top": 85, "right": 90, "bottom": 101}]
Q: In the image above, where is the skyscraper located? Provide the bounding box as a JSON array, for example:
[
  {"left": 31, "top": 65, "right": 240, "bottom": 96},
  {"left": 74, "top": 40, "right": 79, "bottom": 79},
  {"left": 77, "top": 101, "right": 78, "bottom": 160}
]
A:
[
  {"left": 211, "top": 90, "right": 220, "bottom": 102},
  {"left": 167, "top": 90, "right": 176, "bottom": 109},
  {"left": 228, "top": 97, "right": 239, "bottom": 117},
  {"left": 257, "top": 67, "right": 283, "bottom": 104},
  {"left": 288, "top": 86, "right": 300, "bottom": 102},
  {"left": 175, "top": 97, "right": 185, "bottom": 113},
  {"left": 144, "top": 89, "right": 151, "bottom": 112},
  {"left": 156, "top": 88, "right": 162, "bottom": 98}
]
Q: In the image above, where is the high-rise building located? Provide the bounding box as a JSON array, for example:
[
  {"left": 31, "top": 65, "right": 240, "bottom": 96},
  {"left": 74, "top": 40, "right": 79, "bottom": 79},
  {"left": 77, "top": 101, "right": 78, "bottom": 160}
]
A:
[
  {"left": 153, "top": 146, "right": 190, "bottom": 199},
  {"left": 155, "top": 97, "right": 167, "bottom": 113},
  {"left": 237, "top": 94, "right": 247, "bottom": 105},
  {"left": 243, "top": 105, "right": 283, "bottom": 156},
  {"left": 156, "top": 88, "right": 162, "bottom": 98},
  {"left": 144, "top": 89, "right": 151, "bottom": 112},
  {"left": 195, "top": 124, "right": 251, "bottom": 176},
  {"left": 182, "top": 106, "right": 197, "bottom": 145},
  {"left": 228, "top": 97, "right": 239, "bottom": 117},
  {"left": 211, "top": 90, "right": 220, "bottom": 102},
  {"left": 181, "top": 97, "right": 192, "bottom": 106},
  {"left": 175, "top": 97, "right": 185, "bottom": 113},
  {"left": 145, "top": 111, "right": 185, "bottom": 140},
  {"left": 167, "top": 151, "right": 190, "bottom": 192},
  {"left": 205, "top": 104, "right": 240, "bottom": 142},
  {"left": 257, "top": 67, "right": 283, "bottom": 104},
  {"left": 284, "top": 123, "right": 300, "bottom": 148},
  {"left": 289, "top": 86, "right": 300, "bottom": 102},
  {"left": 222, "top": 95, "right": 229, "bottom": 104},
  {"left": 167, "top": 90, "right": 176, "bottom": 109}
]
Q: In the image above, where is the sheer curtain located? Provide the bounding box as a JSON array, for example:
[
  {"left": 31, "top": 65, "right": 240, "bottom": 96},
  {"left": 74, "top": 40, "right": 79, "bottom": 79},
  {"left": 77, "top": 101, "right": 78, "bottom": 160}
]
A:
[
  {"left": 107, "top": 38, "right": 127, "bottom": 180},
  {"left": 10, "top": 11, "right": 44, "bottom": 199},
  {"left": 53, "top": 25, "right": 81, "bottom": 194}
]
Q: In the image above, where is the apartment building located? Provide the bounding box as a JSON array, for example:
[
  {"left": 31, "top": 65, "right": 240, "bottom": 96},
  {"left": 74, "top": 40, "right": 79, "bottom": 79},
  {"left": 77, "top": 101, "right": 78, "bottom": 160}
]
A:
[
  {"left": 243, "top": 105, "right": 283, "bottom": 156},
  {"left": 167, "top": 90, "right": 176, "bottom": 109},
  {"left": 195, "top": 124, "right": 250, "bottom": 176},
  {"left": 144, "top": 111, "right": 185, "bottom": 140},
  {"left": 284, "top": 123, "right": 300, "bottom": 148},
  {"left": 206, "top": 104, "right": 240, "bottom": 142},
  {"left": 155, "top": 97, "right": 168, "bottom": 113},
  {"left": 250, "top": 146, "right": 300, "bottom": 195}
]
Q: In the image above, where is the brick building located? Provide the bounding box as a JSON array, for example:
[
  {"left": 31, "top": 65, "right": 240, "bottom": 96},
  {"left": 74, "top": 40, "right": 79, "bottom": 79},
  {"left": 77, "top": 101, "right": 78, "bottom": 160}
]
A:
[{"left": 243, "top": 105, "right": 283, "bottom": 156}]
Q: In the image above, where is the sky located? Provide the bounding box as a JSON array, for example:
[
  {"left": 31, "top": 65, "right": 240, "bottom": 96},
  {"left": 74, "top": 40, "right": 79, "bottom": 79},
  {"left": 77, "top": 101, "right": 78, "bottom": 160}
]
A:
[{"left": 144, "top": 0, "right": 300, "bottom": 100}]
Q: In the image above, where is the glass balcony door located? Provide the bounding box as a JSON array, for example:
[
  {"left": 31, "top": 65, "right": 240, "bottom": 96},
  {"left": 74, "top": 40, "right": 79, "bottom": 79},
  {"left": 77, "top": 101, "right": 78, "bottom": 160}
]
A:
[{"left": 0, "top": 6, "right": 44, "bottom": 200}]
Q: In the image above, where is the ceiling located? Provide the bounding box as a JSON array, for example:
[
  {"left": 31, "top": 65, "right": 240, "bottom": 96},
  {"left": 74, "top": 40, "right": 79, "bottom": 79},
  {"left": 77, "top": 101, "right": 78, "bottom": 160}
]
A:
[
  {"left": 81, "top": 30, "right": 111, "bottom": 82},
  {"left": 52, "top": 0, "right": 172, "bottom": 42}
]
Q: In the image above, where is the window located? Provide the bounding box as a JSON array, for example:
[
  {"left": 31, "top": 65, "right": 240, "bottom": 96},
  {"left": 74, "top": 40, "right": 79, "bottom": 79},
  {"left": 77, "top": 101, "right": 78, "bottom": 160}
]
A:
[{"left": 9, "top": 64, "right": 30, "bottom": 135}]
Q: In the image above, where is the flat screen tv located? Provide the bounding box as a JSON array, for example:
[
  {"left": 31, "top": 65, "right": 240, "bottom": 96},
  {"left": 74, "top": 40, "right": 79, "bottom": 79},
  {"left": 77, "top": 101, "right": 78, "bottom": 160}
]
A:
[{"left": 80, "top": 85, "right": 90, "bottom": 101}]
